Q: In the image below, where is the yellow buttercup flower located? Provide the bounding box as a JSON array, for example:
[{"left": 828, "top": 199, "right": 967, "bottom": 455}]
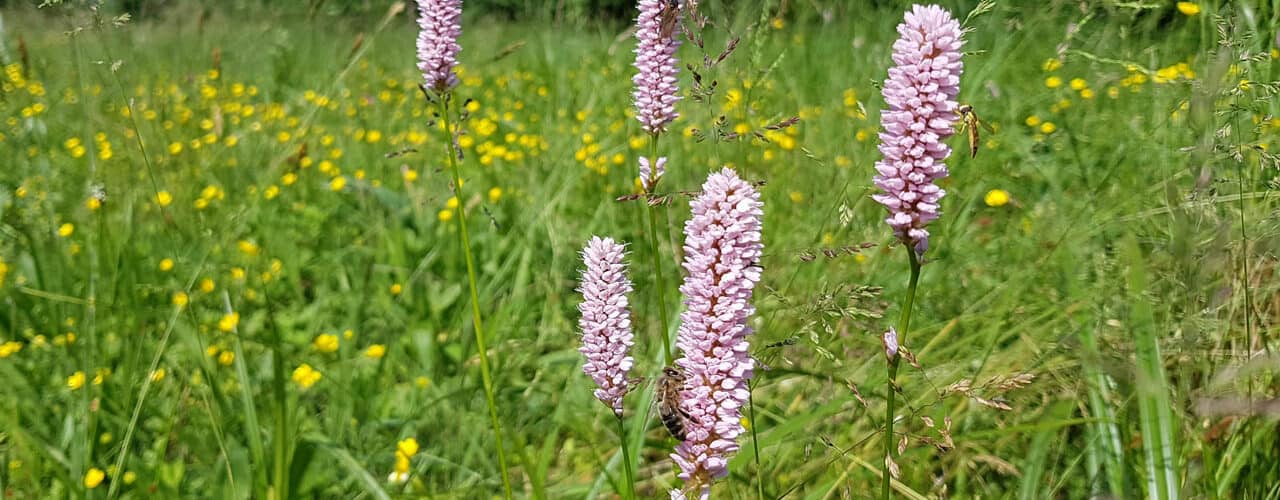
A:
[
  {"left": 218, "top": 312, "right": 240, "bottom": 332},
  {"left": 313, "top": 333, "right": 339, "bottom": 353},
  {"left": 1176, "top": 2, "right": 1200, "bottom": 15},
  {"left": 84, "top": 468, "right": 106, "bottom": 489},
  {"left": 292, "top": 363, "right": 322, "bottom": 389},
  {"left": 58, "top": 223, "right": 75, "bottom": 237},
  {"left": 68, "top": 371, "right": 86, "bottom": 390},
  {"left": 365, "top": 344, "right": 386, "bottom": 359},
  {"left": 985, "top": 189, "right": 1011, "bottom": 207}
]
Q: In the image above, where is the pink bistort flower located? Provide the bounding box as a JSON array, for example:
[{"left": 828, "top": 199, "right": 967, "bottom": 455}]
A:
[
  {"left": 670, "top": 168, "right": 764, "bottom": 497},
  {"left": 871, "top": 4, "right": 964, "bottom": 255},
  {"left": 415, "top": 0, "right": 463, "bottom": 93},
  {"left": 577, "top": 236, "right": 636, "bottom": 417},
  {"left": 632, "top": 0, "right": 682, "bottom": 134}
]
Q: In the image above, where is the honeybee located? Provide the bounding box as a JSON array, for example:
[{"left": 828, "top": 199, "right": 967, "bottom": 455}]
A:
[
  {"left": 957, "top": 104, "right": 995, "bottom": 159},
  {"left": 658, "top": 0, "right": 681, "bottom": 39},
  {"left": 657, "top": 366, "right": 691, "bottom": 441}
]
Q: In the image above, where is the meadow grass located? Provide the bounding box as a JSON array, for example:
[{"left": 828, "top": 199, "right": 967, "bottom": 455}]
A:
[{"left": 1, "top": 0, "right": 1279, "bottom": 498}]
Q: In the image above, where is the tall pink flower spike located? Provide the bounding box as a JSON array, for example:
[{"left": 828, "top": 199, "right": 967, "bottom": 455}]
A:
[
  {"left": 669, "top": 168, "right": 764, "bottom": 498},
  {"left": 415, "top": 0, "right": 463, "bottom": 92},
  {"left": 871, "top": 4, "right": 964, "bottom": 255},
  {"left": 632, "top": 0, "right": 682, "bottom": 135},
  {"left": 577, "top": 237, "right": 636, "bottom": 417}
]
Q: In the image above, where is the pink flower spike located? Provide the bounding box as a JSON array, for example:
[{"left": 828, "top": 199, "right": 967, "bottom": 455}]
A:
[
  {"left": 633, "top": 0, "right": 682, "bottom": 134},
  {"left": 577, "top": 236, "right": 636, "bottom": 417},
  {"left": 670, "top": 168, "right": 764, "bottom": 495},
  {"left": 415, "top": 0, "right": 463, "bottom": 93},
  {"left": 871, "top": 4, "right": 964, "bottom": 255}
]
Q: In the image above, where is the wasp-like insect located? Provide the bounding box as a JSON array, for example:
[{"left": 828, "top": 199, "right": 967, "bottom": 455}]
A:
[
  {"left": 957, "top": 104, "right": 995, "bottom": 159},
  {"left": 656, "top": 366, "right": 691, "bottom": 441}
]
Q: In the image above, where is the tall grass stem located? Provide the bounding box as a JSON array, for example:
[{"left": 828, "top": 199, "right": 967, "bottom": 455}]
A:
[
  {"left": 615, "top": 417, "right": 635, "bottom": 500},
  {"left": 438, "top": 97, "right": 513, "bottom": 498},
  {"left": 644, "top": 138, "right": 673, "bottom": 365},
  {"left": 882, "top": 246, "right": 920, "bottom": 500}
]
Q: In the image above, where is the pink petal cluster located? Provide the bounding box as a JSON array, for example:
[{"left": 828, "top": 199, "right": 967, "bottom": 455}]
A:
[
  {"left": 871, "top": 4, "right": 964, "bottom": 255},
  {"left": 632, "top": 0, "right": 682, "bottom": 135},
  {"left": 670, "top": 168, "right": 763, "bottom": 496},
  {"left": 639, "top": 156, "right": 667, "bottom": 193},
  {"left": 415, "top": 0, "right": 463, "bottom": 93},
  {"left": 577, "top": 236, "right": 636, "bottom": 417}
]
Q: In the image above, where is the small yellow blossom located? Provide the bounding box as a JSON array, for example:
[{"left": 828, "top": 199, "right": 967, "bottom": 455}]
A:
[
  {"left": 365, "top": 344, "right": 386, "bottom": 359},
  {"left": 313, "top": 333, "right": 340, "bottom": 353},
  {"left": 159, "top": 258, "right": 174, "bottom": 272},
  {"left": 85, "top": 197, "right": 102, "bottom": 210},
  {"left": 218, "top": 312, "right": 240, "bottom": 332},
  {"left": 237, "top": 240, "right": 260, "bottom": 256},
  {"left": 1069, "top": 78, "right": 1087, "bottom": 90},
  {"left": 1042, "top": 59, "right": 1063, "bottom": 72},
  {"left": 329, "top": 176, "right": 346, "bottom": 192},
  {"left": 218, "top": 351, "right": 236, "bottom": 366},
  {"left": 390, "top": 283, "right": 403, "bottom": 296},
  {"left": 488, "top": 187, "right": 503, "bottom": 203},
  {"left": 1024, "top": 115, "right": 1042, "bottom": 127},
  {"left": 68, "top": 371, "right": 86, "bottom": 390},
  {"left": 397, "top": 438, "right": 419, "bottom": 458},
  {"left": 1176, "top": 2, "right": 1200, "bottom": 16},
  {"left": 84, "top": 468, "right": 106, "bottom": 489},
  {"left": 0, "top": 341, "right": 23, "bottom": 358},
  {"left": 438, "top": 209, "right": 454, "bottom": 222},
  {"left": 1045, "top": 76, "right": 1062, "bottom": 88},
  {"left": 58, "top": 223, "right": 75, "bottom": 237},
  {"left": 155, "top": 190, "right": 173, "bottom": 207},
  {"left": 150, "top": 368, "right": 166, "bottom": 382},
  {"left": 1039, "top": 122, "right": 1057, "bottom": 134},
  {"left": 172, "top": 292, "right": 189, "bottom": 307},
  {"left": 200, "top": 278, "right": 216, "bottom": 293},
  {"left": 985, "top": 189, "right": 1010, "bottom": 207},
  {"left": 292, "top": 363, "right": 322, "bottom": 389}
]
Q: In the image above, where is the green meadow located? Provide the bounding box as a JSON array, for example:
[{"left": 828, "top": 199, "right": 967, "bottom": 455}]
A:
[{"left": 2, "top": 0, "right": 1279, "bottom": 498}]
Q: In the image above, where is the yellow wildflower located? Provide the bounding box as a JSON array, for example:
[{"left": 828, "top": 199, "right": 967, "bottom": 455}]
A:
[
  {"left": 292, "top": 363, "right": 322, "bottom": 389},
  {"left": 84, "top": 468, "right": 106, "bottom": 489},
  {"left": 313, "top": 333, "right": 339, "bottom": 353},
  {"left": 68, "top": 371, "right": 86, "bottom": 390},
  {"left": 984, "top": 189, "right": 1010, "bottom": 207},
  {"left": 218, "top": 312, "right": 240, "bottom": 332}
]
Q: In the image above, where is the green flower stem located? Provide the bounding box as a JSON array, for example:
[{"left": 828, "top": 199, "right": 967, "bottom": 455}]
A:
[
  {"left": 882, "top": 246, "right": 921, "bottom": 500},
  {"left": 616, "top": 417, "right": 636, "bottom": 500},
  {"left": 644, "top": 137, "right": 674, "bottom": 365},
  {"left": 438, "top": 97, "right": 513, "bottom": 499}
]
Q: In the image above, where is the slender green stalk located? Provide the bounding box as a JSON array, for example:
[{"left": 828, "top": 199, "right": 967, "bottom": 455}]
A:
[
  {"left": 882, "top": 246, "right": 921, "bottom": 500},
  {"left": 271, "top": 335, "right": 290, "bottom": 500},
  {"left": 747, "top": 381, "right": 765, "bottom": 500},
  {"left": 437, "top": 97, "right": 513, "bottom": 498},
  {"left": 644, "top": 138, "right": 674, "bottom": 365},
  {"left": 615, "top": 417, "right": 635, "bottom": 500}
]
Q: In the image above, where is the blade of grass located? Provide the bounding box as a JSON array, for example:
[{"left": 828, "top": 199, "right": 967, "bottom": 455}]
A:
[{"left": 1121, "top": 234, "right": 1179, "bottom": 500}]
